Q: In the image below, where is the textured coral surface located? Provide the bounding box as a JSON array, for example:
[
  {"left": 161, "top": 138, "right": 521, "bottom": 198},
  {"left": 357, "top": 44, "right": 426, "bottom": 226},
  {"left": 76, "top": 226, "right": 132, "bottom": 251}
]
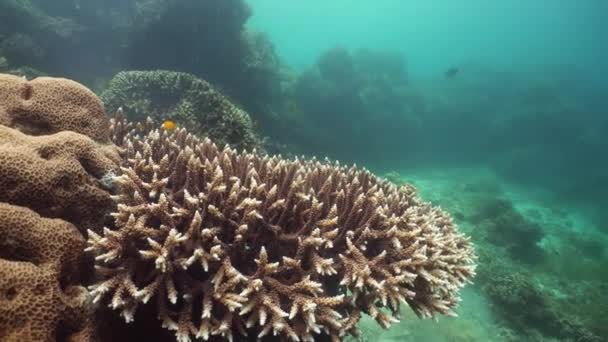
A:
[
  {"left": 0, "top": 73, "right": 119, "bottom": 341},
  {"left": 0, "top": 73, "right": 120, "bottom": 233},
  {"left": 87, "top": 117, "right": 476, "bottom": 342},
  {"left": 0, "top": 203, "right": 94, "bottom": 342},
  {"left": 101, "top": 70, "right": 261, "bottom": 151},
  {"left": 0, "top": 125, "right": 119, "bottom": 234},
  {"left": 0, "top": 73, "right": 111, "bottom": 143}
]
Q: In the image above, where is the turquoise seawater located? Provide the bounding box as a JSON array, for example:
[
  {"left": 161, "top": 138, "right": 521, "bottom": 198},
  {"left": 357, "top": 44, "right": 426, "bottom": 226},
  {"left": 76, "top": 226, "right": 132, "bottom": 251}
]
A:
[
  {"left": 245, "top": 1, "right": 608, "bottom": 340},
  {"left": 248, "top": 0, "right": 607, "bottom": 79}
]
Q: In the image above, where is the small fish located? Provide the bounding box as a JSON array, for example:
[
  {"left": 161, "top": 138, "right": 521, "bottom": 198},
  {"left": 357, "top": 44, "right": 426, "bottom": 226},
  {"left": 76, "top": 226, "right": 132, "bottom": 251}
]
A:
[
  {"left": 162, "top": 119, "right": 177, "bottom": 131},
  {"left": 445, "top": 67, "right": 459, "bottom": 79}
]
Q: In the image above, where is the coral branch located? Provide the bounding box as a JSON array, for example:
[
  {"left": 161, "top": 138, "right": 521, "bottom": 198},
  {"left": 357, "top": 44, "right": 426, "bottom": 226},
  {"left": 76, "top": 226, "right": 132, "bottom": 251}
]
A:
[{"left": 88, "top": 115, "right": 477, "bottom": 341}]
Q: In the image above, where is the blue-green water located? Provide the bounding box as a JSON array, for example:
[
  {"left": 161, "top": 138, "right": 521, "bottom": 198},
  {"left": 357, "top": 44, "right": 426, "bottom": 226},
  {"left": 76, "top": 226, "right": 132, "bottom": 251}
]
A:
[
  {"left": 250, "top": 2, "right": 608, "bottom": 340},
  {"left": 248, "top": 0, "right": 607, "bottom": 79},
  {"left": 1, "top": 0, "right": 607, "bottom": 341}
]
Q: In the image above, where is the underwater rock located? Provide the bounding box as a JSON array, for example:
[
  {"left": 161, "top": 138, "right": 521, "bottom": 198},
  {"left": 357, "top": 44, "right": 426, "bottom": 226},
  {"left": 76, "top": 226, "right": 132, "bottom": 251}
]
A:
[
  {"left": 100, "top": 70, "right": 262, "bottom": 151},
  {"left": 471, "top": 197, "right": 544, "bottom": 263},
  {"left": 317, "top": 46, "right": 357, "bottom": 84},
  {"left": 0, "top": 33, "right": 46, "bottom": 67},
  {"left": 125, "top": 0, "right": 266, "bottom": 108},
  {"left": 86, "top": 115, "right": 477, "bottom": 341},
  {"left": 482, "top": 270, "right": 602, "bottom": 341}
]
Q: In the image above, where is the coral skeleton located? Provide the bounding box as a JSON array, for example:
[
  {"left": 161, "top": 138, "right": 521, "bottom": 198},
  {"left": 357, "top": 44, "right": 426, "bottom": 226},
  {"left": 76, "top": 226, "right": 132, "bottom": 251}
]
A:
[{"left": 87, "top": 114, "right": 476, "bottom": 341}]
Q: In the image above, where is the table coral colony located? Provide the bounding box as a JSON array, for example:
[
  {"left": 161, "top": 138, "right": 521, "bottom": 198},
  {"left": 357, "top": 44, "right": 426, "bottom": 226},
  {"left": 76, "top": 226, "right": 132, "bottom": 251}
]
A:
[{"left": 86, "top": 110, "right": 477, "bottom": 341}]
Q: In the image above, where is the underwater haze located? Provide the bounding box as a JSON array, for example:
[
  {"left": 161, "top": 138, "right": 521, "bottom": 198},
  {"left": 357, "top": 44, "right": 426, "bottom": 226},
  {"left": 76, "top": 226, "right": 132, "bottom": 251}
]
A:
[
  {"left": 246, "top": 1, "right": 608, "bottom": 340},
  {"left": 248, "top": 0, "right": 608, "bottom": 79},
  {"left": 245, "top": 2, "right": 608, "bottom": 340},
  {"left": 1, "top": 0, "right": 608, "bottom": 341}
]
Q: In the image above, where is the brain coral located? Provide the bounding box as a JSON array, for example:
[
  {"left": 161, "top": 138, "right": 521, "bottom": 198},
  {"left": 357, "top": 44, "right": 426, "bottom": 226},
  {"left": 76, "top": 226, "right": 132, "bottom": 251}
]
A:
[
  {"left": 100, "top": 70, "right": 261, "bottom": 151},
  {"left": 0, "top": 125, "right": 119, "bottom": 233},
  {"left": 0, "top": 73, "right": 111, "bottom": 143},
  {"left": 87, "top": 116, "right": 476, "bottom": 341},
  {"left": 0, "top": 203, "right": 94, "bottom": 341},
  {"left": 0, "top": 73, "right": 120, "bottom": 233},
  {"left": 0, "top": 73, "right": 120, "bottom": 341}
]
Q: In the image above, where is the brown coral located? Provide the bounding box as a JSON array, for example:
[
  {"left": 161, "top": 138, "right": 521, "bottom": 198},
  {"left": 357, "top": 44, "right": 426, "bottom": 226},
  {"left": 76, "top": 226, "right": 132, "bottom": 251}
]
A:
[
  {"left": 0, "top": 73, "right": 111, "bottom": 143},
  {"left": 0, "top": 73, "right": 120, "bottom": 233},
  {"left": 0, "top": 203, "right": 94, "bottom": 342},
  {"left": 87, "top": 117, "right": 476, "bottom": 341},
  {"left": 0, "top": 73, "right": 122, "bottom": 341},
  {"left": 0, "top": 124, "right": 119, "bottom": 233}
]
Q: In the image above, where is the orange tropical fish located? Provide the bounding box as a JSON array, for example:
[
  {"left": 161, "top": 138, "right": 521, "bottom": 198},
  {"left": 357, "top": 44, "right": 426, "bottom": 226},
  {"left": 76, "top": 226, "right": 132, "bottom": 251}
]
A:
[{"left": 162, "top": 119, "right": 177, "bottom": 131}]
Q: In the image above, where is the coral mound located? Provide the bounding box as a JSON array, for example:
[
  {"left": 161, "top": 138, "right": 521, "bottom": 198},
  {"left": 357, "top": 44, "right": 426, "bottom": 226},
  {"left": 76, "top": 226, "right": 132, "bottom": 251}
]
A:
[
  {"left": 0, "top": 73, "right": 111, "bottom": 143},
  {"left": 0, "top": 124, "right": 118, "bottom": 234},
  {"left": 0, "top": 73, "right": 120, "bottom": 341},
  {"left": 87, "top": 117, "right": 476, "bottom": 341},
  {"left": 0, "top": 203, "right": 94, "bottom": 342},
  {"left": 0, "top": 73, "right": 120, "bottom": 233},
  {"left": 100, "top": 70, "right": 261, "bottom": 151}
]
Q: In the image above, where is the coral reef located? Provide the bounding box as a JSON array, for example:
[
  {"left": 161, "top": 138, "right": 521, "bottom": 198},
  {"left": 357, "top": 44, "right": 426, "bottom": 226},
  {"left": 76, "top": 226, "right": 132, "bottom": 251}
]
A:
[
  {"left": 282, "top": 46, "right": 417, "bottom": 164},
  {"left": 86, "top": 116, "right": 476, "bottom": 341},
  {"left": 480, "top": 268, "right": 602, "bottom": 341},
  {"left": 0, "top": 0, "right": 280, "bottom": 111},
  {"left": 317, "top": 46, "right": 357, "bottom": 84},
  {"left": 100, "top": 70, "right": 261, "bottom": 151},
  {"left": 381, "top": 171, "right": 409, "bottom": 186},
  {"left": 0, "top": 125, "right": 119, "bottom": 234},
  {"left": 0, "top": 73, "right": 120, "bottom": 340},
  {"left": 470, "top": 197, "right": 544, "bottom": 263},
  {"left": 126, "top": 0, "right": 275, "bottom": 112},
  {"left": 0, "top": 203, "right": 94, "bottom": 342},
  {"left": 0, "top": 0, "right": 128, "bottom": 81},
  {"left": 0, "top": 73, "right": 120, "bottom": 233},
  {"left": 237, "top": 29, "right": 283, "bottom": 116},
  {"left": 0, "top": 73, "right": 113, "bottom": 143}
]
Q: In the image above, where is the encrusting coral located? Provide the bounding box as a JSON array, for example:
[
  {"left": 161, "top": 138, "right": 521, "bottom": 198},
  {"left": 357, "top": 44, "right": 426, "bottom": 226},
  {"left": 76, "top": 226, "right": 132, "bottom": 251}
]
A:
[{"left": 86, "top": 113, "right": 477, "bottom": 341}]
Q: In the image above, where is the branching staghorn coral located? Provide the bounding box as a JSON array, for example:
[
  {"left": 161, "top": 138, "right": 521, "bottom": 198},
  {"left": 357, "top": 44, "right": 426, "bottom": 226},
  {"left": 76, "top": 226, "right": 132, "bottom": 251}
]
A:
[{"left": 87, "top": 114, "right": 476, "bottom": 341}]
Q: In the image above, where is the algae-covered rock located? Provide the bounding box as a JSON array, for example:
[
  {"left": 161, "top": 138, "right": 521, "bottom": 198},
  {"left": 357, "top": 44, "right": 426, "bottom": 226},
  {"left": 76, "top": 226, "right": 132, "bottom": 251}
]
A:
[{"left": 101, "top": 70, "right": 261, "bottom": 151}]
